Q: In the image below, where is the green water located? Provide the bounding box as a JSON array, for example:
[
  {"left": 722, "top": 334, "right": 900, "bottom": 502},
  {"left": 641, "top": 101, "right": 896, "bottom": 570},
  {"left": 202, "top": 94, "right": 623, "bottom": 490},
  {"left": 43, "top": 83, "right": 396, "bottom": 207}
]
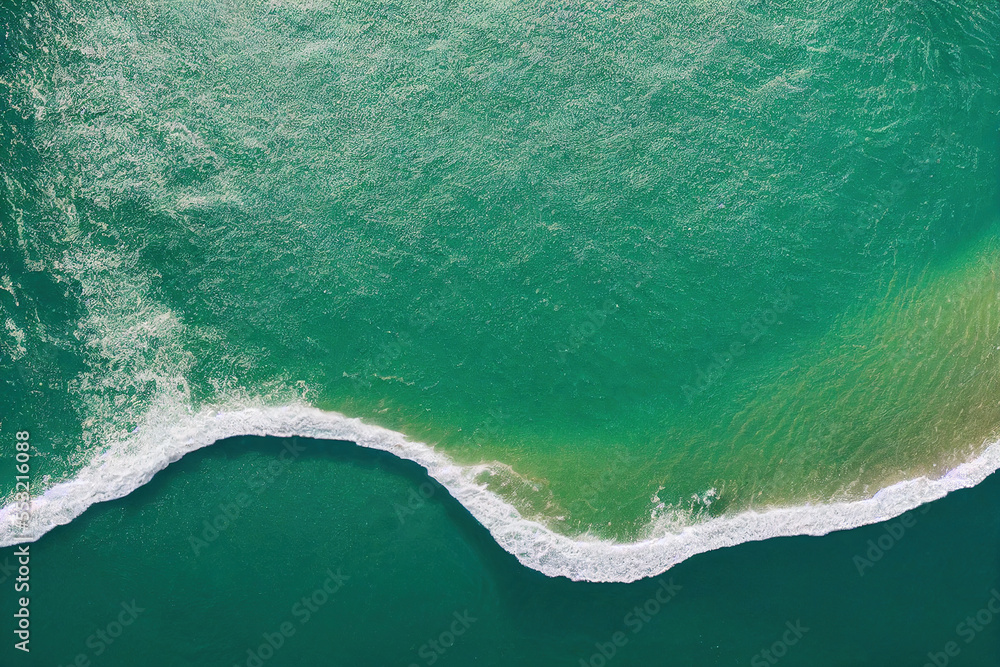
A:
[
  {"left": 0, "top": 436, "right": 998, "bottom": 667},
  {"left": 2, "top": 0, "right": 999, "bottom": 536},
  {"left": 1, "top": 0, "right": 1000, "bottom": 660}
]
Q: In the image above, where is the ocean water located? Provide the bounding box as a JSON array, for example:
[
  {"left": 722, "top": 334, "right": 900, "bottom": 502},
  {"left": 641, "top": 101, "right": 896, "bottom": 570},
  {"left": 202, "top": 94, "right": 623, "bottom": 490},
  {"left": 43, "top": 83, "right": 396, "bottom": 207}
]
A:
[
  {"left": 0, "top": 0, "right": 999, "bottom": 661},
  {"left": 0, "top": 435, "right": 999, "bottom": 666}
]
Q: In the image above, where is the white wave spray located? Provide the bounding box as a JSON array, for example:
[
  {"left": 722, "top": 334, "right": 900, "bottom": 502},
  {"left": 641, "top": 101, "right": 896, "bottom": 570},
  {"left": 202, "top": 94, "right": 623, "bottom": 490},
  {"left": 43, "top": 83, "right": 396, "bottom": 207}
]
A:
[{"left": 1, "top": 401, "right": 998, "bottom": 583}]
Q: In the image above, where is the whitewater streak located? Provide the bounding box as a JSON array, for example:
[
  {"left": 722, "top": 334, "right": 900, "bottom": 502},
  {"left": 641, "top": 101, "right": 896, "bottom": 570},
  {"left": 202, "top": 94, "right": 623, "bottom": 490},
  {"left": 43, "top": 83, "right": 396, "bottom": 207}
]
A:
[{"left": 0, "top": 403, "right": 998, "bottom": 583}]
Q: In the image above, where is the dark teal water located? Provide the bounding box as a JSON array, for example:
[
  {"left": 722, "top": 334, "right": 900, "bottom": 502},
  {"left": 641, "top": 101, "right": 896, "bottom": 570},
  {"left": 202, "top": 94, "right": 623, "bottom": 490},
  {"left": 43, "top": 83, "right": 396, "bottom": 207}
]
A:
[{"left": 0, "top": 435, "right": 998, "bottom": 667}]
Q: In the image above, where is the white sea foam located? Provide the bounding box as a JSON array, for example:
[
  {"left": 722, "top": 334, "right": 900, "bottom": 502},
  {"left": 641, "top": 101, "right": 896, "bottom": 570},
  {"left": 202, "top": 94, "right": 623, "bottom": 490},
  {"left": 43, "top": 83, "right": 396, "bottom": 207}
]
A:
[{"left": 1, "top": 401, "right": 998, "bottom": 582}]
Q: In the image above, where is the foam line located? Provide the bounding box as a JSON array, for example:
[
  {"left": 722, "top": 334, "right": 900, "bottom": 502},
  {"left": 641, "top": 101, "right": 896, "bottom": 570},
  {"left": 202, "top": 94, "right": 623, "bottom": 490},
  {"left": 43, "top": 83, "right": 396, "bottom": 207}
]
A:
[{"left": 1, "top": 403, "right": 997, "bottom": 582}]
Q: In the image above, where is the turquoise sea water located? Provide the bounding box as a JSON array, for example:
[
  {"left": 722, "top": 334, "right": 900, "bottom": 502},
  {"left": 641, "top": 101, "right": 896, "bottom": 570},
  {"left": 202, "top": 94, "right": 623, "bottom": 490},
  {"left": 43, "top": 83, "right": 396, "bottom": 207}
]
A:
[
  {"left": 1, "top": 0, "right": 999, "bottom": 662},
  {"left": 0, "top": 435, "right": 999, "bottom": 666}
]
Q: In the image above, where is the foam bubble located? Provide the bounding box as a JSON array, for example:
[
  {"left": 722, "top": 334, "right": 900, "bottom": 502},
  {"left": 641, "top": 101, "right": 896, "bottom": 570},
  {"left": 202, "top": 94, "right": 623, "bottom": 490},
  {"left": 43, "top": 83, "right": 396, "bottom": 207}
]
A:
[{"left": 1, "top": 400, "right": 996, "bottom": 582}]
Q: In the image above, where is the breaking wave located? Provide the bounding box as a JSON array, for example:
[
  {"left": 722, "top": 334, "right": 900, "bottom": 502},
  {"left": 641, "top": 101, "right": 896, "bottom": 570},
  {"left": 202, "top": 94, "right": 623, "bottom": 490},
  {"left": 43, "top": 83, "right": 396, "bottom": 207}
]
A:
[{"left": 1, "top": 401, "right": 996, "bottom": 583}]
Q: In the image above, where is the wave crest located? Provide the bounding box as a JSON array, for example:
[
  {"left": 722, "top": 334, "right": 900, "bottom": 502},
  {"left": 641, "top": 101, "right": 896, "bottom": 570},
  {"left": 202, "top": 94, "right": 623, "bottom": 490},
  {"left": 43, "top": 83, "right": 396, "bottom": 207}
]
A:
[{"left": 2, "top": 402, "right": 997, "bottom": 582}]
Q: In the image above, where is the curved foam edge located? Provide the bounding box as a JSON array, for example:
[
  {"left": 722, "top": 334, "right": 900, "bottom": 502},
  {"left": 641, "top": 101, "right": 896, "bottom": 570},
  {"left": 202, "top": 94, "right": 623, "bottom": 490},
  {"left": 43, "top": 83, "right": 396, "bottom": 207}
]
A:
[{"left": 0, "top": 403, "right": 997, "bottom": 582}]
